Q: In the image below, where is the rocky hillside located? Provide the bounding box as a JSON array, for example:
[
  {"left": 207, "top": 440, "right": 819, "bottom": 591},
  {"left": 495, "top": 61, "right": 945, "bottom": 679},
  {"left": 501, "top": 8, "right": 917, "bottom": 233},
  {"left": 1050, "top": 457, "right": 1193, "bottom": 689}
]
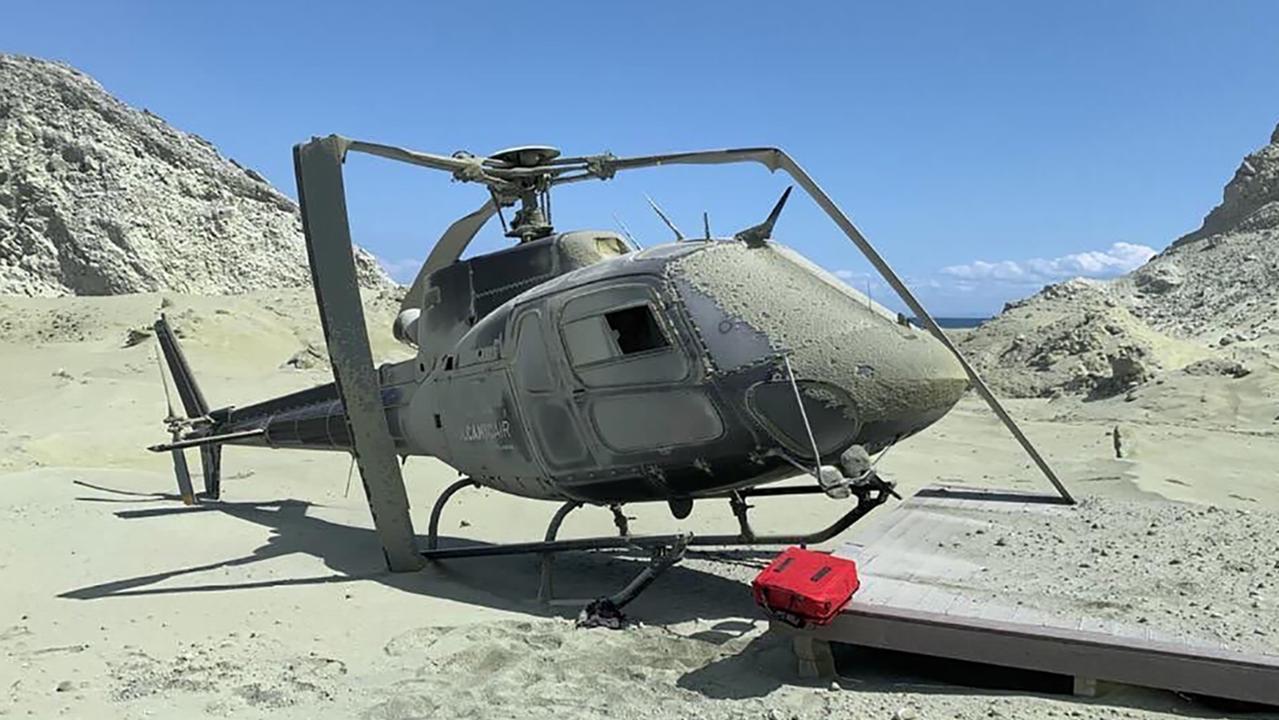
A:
[
  {"left": 1171, "top": 123, "right": 1279, "bottom": 247},
  {"left": 961, "top": 122, "right": 1279, "bottom": 398},
  {"left": 1115, "top": 125, "right": 1279, "bottom": 342},
  {"left": 0, "top": 54, "right": 390, "bottom": 296}
]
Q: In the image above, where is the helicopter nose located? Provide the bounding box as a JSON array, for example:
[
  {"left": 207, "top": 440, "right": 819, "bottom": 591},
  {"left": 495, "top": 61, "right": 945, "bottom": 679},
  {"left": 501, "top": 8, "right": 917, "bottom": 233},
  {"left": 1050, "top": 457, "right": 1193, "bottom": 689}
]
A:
[
  {"left": 817, "top": 314, "right": 971, "bottom": 441},
  {"left": 771, "top": 292, "right": 970, "bottom": 446},
  {"left": 669, "top": 241, "right": 970, "bottom": 452}
]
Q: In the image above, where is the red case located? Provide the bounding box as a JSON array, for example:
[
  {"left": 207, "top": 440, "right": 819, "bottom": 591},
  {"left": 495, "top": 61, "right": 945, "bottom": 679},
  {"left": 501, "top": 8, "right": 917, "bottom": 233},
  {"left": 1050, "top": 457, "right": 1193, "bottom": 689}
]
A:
[{"left": 751, "top": 546, "right": 860, "bottom": 627}]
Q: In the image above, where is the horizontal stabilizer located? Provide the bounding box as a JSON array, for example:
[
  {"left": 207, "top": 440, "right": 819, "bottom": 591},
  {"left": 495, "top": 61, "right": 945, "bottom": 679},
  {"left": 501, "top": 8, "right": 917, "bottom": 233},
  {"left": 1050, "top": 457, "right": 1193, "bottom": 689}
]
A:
[{"left": 148, "top": 428, "right": 266, "bottom": 453}]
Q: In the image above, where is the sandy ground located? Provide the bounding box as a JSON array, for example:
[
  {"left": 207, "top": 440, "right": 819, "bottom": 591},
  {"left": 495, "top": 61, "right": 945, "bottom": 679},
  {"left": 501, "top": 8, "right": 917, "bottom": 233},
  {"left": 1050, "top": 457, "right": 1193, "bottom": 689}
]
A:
[{"left": 2, "top": 292, "right": 1277, "bottom": 718}]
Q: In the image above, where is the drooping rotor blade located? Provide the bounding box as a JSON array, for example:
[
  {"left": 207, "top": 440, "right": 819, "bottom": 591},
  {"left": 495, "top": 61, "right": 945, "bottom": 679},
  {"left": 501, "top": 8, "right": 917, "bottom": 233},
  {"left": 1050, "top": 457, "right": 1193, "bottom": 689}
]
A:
[
  {"left": 772, "top": 155, "right": 1073, "bottom": 504},
  {"left": 294, "top": 136, "right": 424, "bottom": 571},
  {"left": 400, "top": 197, "right": 499, "bottom": 315},
  {"left": 583, "top": 147, "right": 1074, "bottom": 504},
  {"left": 346, "top": 138, "right": 582, "bottom": 184},
  {"left": 345, "top": 139, "right": 488, "bottom": 180},
  {"left": 595, "top": 147, "right": 789, "bottom": 174}
]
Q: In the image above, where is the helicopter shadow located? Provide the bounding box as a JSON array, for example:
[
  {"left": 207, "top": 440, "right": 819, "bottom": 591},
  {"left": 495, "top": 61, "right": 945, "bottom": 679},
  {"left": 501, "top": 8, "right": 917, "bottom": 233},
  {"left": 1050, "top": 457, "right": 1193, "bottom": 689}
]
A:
[
  {"left": 59, "top": 488, "right": 769, "bottom": 626},
  {"left": 58, "top": 486, "right": 1222, "bottom": 715}
]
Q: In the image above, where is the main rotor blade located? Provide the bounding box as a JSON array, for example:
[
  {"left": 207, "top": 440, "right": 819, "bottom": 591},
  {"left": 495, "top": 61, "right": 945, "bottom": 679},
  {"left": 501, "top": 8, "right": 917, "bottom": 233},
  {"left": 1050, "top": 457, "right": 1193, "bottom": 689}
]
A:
[
  {"left": 400, "top": 198, "right": 498, "bottom": 315},
  {"left": 782, "top": 158, "right": 1075, "bottom": 504},
  {"left": 346, "top": 138, "right": 578, "bottom": 183},
  {"left": 346, "top": 139, "right": 485, "bottom": 178},
  {"left": 601, "top": 147, "right": 789, "bottom": 173},
  {"left": 585, "top": 146, "right": 1075, "bottom": 504}
]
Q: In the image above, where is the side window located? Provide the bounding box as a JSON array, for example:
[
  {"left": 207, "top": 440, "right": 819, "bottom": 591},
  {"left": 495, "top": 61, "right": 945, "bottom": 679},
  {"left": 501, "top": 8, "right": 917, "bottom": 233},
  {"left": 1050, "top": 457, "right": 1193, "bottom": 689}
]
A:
[
  {"left": 563, "top": 303, "right": 669, "bottom": 366},
  {"left": 558, "top": 285, "right": 689, "bottom": 388},
  {"left": 561, "top": 316, "right": 617, "bottom": 366},
  {"left": 513, "top": 311, "right": 553, "bottom": 393}
]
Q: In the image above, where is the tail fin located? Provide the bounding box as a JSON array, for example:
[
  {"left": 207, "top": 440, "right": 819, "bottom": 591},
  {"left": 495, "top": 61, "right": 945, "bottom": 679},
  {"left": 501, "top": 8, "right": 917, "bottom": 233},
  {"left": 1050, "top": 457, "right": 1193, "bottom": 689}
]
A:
[
  {"left": 154, "top": 314, "right": 222, "bottom": 499},
  {"left": 154, "top": 314, "right": 208, "bottom": 418}
]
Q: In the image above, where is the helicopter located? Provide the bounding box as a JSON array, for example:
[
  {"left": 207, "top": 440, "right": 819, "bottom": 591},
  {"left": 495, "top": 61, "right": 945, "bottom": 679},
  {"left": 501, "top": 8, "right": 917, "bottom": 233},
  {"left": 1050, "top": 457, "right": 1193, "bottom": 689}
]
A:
[{"left": 149, "top": 139, "right": 1071, "bottom": 614}]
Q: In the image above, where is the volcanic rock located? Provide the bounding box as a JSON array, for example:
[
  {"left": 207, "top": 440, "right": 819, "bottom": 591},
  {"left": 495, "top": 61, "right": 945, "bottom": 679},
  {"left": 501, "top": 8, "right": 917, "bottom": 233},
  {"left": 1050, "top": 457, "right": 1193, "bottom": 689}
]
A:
[{"left": 0, "top": 54, "right": 391, "bottom": 296}]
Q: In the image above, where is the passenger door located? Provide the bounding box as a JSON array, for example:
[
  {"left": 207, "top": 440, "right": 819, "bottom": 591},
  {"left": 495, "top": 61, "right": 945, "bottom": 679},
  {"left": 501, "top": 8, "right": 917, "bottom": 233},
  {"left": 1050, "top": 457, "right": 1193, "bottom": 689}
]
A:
[
  {"left": 555, "top": 281, "right": 723, "bottom": 459},
  {"left": 509, "top": 306, "right": 595, "bottom": 474}
]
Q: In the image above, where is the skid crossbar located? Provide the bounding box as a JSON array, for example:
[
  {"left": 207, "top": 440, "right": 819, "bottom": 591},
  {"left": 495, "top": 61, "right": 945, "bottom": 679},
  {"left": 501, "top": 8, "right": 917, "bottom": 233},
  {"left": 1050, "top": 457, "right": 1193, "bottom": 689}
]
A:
[
  {"left": 420, "top": 533, "right": 692, "bottom": 560},
  {"left": 422, "top": 477, "right": 891, "bottom": 607}
]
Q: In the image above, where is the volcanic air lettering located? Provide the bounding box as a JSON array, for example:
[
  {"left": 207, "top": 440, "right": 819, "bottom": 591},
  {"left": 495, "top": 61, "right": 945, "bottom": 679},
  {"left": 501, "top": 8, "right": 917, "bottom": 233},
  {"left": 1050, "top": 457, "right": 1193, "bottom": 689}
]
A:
[{"left": 461, "top": 419, "right": 512, "bottom": 443}]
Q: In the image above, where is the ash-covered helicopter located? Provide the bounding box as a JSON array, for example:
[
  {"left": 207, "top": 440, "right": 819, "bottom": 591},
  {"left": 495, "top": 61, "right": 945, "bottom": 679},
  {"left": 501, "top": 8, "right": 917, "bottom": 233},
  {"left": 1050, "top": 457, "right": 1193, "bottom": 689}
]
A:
[{"left": 150, "top": 139, "right": 1070, "bottom": 613}]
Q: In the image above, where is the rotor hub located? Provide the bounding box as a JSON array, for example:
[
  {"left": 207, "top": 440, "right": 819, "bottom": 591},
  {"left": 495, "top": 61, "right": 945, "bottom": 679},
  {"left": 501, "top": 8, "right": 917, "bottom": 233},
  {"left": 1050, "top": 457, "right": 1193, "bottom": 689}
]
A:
[
  {"left": 489, "top": 145, "right": 561, "bottom": 168},
  {"left": 487, "top": 146, "right": 561, "bottom": 242}
]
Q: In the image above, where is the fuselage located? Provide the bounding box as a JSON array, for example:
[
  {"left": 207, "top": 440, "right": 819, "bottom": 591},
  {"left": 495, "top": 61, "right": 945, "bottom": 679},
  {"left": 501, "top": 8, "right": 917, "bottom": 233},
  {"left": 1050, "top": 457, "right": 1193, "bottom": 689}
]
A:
[{"left": 208, "top": 231, "right": 970, "bottom": 504}]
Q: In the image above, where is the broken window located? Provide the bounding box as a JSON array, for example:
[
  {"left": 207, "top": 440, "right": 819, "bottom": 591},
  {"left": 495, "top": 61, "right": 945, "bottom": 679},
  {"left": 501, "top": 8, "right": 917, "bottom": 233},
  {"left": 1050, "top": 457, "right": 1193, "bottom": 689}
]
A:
[
  {"left": 559, "top": 285, "right": 689, "bottom": 387},
  {"left": 605, "top": 305, "right": 669, "bottom": 355},
  {"left": 562, "top": 304, "right": 669, "bottom": 366}
]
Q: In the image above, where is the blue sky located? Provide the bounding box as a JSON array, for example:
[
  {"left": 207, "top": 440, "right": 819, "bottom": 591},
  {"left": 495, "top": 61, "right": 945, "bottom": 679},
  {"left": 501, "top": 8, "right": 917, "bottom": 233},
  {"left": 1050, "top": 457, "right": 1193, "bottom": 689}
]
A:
[{"left": 4, "top": 1, "right": 1278, "bottom": 315}]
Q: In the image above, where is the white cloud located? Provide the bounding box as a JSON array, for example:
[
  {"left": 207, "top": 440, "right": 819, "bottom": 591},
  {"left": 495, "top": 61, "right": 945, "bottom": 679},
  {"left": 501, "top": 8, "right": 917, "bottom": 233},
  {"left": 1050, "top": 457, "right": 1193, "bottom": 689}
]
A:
[{"left": 941, "top": 242, "right": 1155, "bottom": 284}]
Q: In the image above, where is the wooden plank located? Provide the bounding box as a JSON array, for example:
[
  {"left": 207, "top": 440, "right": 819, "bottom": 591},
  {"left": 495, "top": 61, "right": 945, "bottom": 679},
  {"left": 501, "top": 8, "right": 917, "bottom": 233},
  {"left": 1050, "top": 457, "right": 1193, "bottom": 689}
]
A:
[
  {"left": 813, "top": 604, "right": 1279, "bottom": 705},
  {"left": 814, "top": 485, "right": 1279, "bottom": 706}
]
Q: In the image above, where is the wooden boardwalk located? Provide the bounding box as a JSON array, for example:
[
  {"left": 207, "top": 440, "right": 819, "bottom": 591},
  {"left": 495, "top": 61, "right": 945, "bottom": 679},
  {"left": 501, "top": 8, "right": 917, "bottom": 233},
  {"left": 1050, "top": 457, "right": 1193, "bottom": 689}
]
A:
[{"left": 792, "top": 485, "right": 1279, "bottom": 705}]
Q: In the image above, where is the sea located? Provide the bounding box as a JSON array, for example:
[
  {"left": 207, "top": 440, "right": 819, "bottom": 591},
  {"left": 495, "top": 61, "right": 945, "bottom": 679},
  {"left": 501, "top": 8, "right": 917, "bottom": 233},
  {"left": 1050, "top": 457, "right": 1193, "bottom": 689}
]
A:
[{"left": 913, "top": 317, "right": 990, "bottom": 329}]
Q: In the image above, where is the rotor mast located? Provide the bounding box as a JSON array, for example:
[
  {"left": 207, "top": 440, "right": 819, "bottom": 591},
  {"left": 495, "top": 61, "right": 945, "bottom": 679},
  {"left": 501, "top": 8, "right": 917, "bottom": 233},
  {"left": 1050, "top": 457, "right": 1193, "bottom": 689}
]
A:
[{"left": 490, "top": 145, "right": 560, "bottom": 242}]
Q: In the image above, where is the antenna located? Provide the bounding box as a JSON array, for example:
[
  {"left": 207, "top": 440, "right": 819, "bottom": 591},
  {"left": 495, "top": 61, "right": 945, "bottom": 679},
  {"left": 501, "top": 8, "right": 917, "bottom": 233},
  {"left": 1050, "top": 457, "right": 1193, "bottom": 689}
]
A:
[
  {"left": 703, "top": 212, "right": 711, "bottom": 240},
  {"left": 733, "top": 186, "right": 793, "bottom": 247},
  {"left": 644, "top": 194, "right": 685, "bottom": 241},
  {"left": 612, "top": 212, "right": 643, "bottom": 249}
]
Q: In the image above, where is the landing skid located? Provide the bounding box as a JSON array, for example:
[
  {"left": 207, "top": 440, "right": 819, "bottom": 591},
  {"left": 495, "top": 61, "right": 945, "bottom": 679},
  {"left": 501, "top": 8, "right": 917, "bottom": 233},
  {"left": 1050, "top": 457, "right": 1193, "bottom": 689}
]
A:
[{"left": 420, "top": 477, "right": 893, "bottom": 622}]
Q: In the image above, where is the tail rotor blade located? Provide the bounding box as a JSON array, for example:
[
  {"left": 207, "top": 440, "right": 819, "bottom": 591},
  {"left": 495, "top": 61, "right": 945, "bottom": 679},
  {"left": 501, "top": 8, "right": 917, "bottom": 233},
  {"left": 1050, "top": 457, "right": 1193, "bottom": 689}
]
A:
[
  {"left": 153, "top": 346, "right": 177, "bottom": 420},
  {"left": 171, "top": 448, "right": 196, "bottom": 506},
  {"left": 155, "top": 333, "right": 196, "bottom": 505}
]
